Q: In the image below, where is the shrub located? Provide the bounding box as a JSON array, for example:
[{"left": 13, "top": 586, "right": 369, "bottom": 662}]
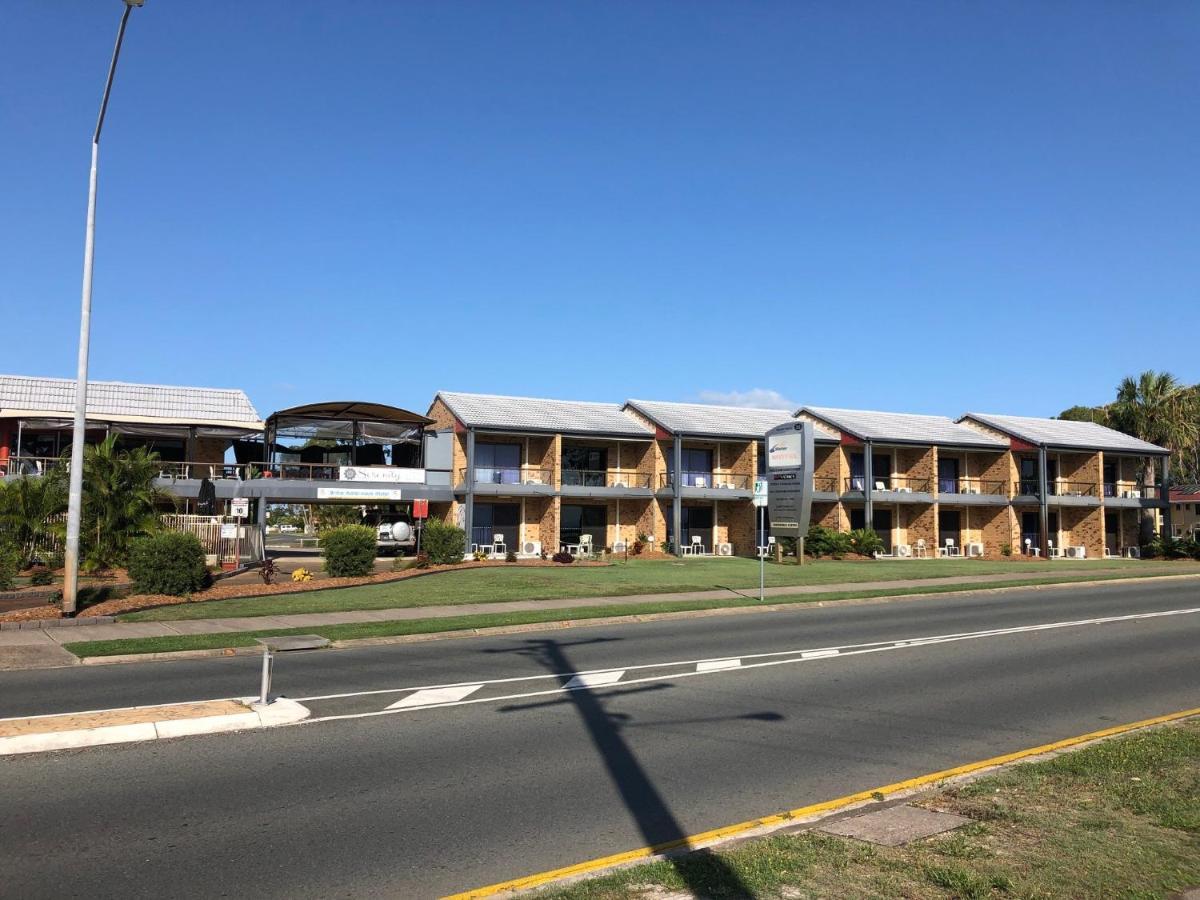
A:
[
  {"left": 411, "top": 553, "right": 430, "bottom": 570},
  {"left": 848, "top": 528, "right": 884, "bottom": 557},
  {"left": 291, "top": 567, "right": 312, "bottom": 583},
  {"left": 1000, "top": 543, "right": 1013, "bottom": 557},
  {"left": 128, "top": 532, "right": 210, "bottom": 596},
  {"left": 422, "top": 520, "right": 466, "bottom": 566},
  {"left": 505, "top": 550, "right": 517, "bottom": 563},
  {"left": 320, "top": 525, "right": 377, "bottom": 577},
  {"left": 551, "top": 551, "right": 575, "bottom": 564},
  {"left": 259, "top": 558, "right": 278, "bottom": 585},
  {"left": 473, "top": 548, "right": 490, "bottom": 562},
  {"left": 804, "top": 524, "right": 851, "bottom": 559},
  {"left": 0, "top": 544, "right": 18, "bottom": 591},
  {"left": 30, "top": 568, "right": 54, "bottom": 586}
]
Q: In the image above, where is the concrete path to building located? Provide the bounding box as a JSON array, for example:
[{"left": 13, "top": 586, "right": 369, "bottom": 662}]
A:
[{"left": 2, "top": 568, "right": 1196, "bottom": 669}]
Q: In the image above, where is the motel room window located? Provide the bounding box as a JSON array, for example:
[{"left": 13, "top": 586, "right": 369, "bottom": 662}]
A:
[
  {"left": 667, "top": 449, "right": 713, "bottom": 487},
  {"left": 561, "top": 447, "right": 608, "bottom": 487},
  {"left": 475, "top": 443, "right": 521, "bottom": 484},
  {"left": 560, "top": 504, "right": 606, "bottom": 548}
]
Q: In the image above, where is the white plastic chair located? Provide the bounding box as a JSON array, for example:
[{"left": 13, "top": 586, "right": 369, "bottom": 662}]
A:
[
  {"left": 491, "top": 533, "right": 506, "bottom": 556},
  {"left": 913, "top": 538, "right": 927, "bottom": 558},
  {"left": 690, "top": 535, "right": 706, "bottom": 556}
]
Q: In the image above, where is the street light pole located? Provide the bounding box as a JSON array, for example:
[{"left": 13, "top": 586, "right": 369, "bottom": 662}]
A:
[{"left": 63, "top": 0, "right": 143, "bottom": 615}]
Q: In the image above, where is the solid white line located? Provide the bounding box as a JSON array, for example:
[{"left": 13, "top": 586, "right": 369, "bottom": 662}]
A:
[
  {"left": 298, "top": 605, "right": 1200, "bottom": 725},
  {"left": 564, "top": 671, "right": 625, "bottom": 689},
  {"left": 696, "top": 659, "right": 741, "bottom": 673},
  {"left": 387, "top": 685, "right": 483, "bottom": 709},
  {"left": 801, "top": 650, "right": 839, "bottom": 660}
]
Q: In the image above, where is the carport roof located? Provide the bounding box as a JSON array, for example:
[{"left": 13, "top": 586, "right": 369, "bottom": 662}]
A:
[{"left": 960, "top": 413, "right": 1168, "bottom": 455}]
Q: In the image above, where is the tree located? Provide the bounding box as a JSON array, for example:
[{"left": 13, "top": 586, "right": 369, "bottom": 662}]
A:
[
  {"left": 1109, "top": 371, "right": 1200, "bottom": 540},
  {"left": 0, "top": 475, "right": 67, "bottom": 567},
  {"left": 76, "top": 435, "right": 170, "bottom": 572},
  {"left": 1057, "top": 405, "right": 1107, "bottom": 424},
  {"left": 313, "top": 504, "right": 363, "bottom": 532}
]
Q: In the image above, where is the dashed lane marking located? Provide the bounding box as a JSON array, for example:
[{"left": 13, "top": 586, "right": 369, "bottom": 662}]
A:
[
  {"left": 564, "top": 671, "right": 626, "bottom": 689},
  {"left": 387, "top": 685, "right": 483, "bottom": 710},
  {"left": 696, "top": 659, "right": 741, "bottom": 673},
  {"left": 801, "top": 649, "right": 839, "bottom": 660}
]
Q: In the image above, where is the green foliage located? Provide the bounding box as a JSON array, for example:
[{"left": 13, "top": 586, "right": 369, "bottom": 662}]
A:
[
  {"left": 551, "top": 550, "right": 575, "bottom": 564},
  {"left": 804, "top": 524, "right": 852, "bottom": 559},
  {"left": 0, "top": 475, "right": 66, "bottom": 567},
  {"left": 848, "top": 527, "right": 884, "bottom": 557},
  {"left": 30, "top": 568, "right": 54, "bottom": 586},
  {"left": 421, "top": 519, "right": 465, "bottom": 565},
  {"left": 75, "top": 435, "right": 168, "bottom": 571},
  {"left": 1001, "top": 543, "right": 1013, "bottom": 557},
  {"left": 314, "top": 505, "right": 363, "bottom": 531},
  {"left": 1057, "top": 404, "right": 1108, "bottom": 424},
  {"left": 319, "top": 525, "right": 377, "bottom": 577},
  {"left": 0, "top": 543, "right": 18, "bottom": 590},
  {"left": 128, "top": 532, "right": 210, "bottom": 596},
  {"left": 505, "top": 550, "right": 517, "bottom": 563}
]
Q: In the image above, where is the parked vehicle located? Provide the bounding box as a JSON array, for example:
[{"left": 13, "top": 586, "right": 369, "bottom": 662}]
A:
[{"left": 361, "top": 507, "right": 416, "bottom": 555}]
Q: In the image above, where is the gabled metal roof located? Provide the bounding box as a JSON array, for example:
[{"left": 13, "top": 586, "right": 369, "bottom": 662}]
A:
[
  {"left": 799, "top": 406, "right": 1007, "bottom": 448},
  {"left": 434, "top": 391, "right": 653, "bottom": 437},
  {"left": 625, "top": 399, "right": 838, "bottom": 441},
  {"left": 0, "top": 374, "right": 262, "bottom": 430},
  {"left": 961, "top": 413, "right": 1168, "bottom": 455}
]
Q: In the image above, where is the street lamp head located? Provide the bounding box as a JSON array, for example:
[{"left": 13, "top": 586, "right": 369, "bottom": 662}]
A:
[{"left": 123, "top": 0, "right": 145, "bottom": 7}]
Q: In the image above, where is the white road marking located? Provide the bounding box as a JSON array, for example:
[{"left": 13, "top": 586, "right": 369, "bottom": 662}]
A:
[
  {"left": 386, "top": 685, "right": 483, "bottom": 709},
  {"left": 293, "top": 606, "right": 1200, "bottom": 717},
  {"left": 696, "top": 659, "right": 741, "bottom": 673},
  {"left": 564, "top": 671, "right": 625, "bottom": 689}
]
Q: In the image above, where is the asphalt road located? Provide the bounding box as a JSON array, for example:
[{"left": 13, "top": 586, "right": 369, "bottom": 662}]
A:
[{"left": 1, "top": 579, "right": 1198, "bottom": 898}]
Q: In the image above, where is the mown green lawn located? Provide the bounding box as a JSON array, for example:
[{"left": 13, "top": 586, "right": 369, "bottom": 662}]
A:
[
  {"left": 120, "top": 557, "right": 1196, "bottom": 622},
  {"left": 539, "top": 718, "right": 1200, "bottom": 900}
]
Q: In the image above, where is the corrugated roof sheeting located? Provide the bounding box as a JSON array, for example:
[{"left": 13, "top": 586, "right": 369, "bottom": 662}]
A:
[
  {"left": 0, "top": 374, "right": 261, "bottom": 425},
  {"left": 626, "top": 399, "right": 838, "bottom": 441},
  {"left": 800, "top": 406, "right": 1007, "bottom": 447},
  {"left": 436, "top": 391, "right": 653, "bottom": 436},
  {"left": 963, "top": 413, "right": 1167, "bottom": 454}
]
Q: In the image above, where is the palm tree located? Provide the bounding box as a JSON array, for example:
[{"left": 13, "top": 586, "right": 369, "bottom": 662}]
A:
[
  {"left": 77, "top": 435, "right": 169, "bottom": 571},
  {"left": 0, "top": 475, "right": 67, "bottom": 567},
  {"left": 1109, "top": 371, "right": 1200, "bottom": 539}
]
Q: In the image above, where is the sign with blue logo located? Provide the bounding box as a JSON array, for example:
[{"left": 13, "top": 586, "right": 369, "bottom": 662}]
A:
[{"left": 764, "top": 420, "right": 814, "bottom": 537}]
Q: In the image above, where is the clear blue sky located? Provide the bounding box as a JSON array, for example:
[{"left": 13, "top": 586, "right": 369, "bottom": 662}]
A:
[{"left": 2, "top": 2, "right": 1197, "bottom": 419}]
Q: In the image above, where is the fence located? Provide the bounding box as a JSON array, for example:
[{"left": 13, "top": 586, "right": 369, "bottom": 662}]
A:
[{"left": 158, "top": 514, "right": 264, "bottom": 566}]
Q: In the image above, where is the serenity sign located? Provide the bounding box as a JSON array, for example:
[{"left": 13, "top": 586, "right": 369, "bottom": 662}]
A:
[{"left": 764, "top": 420, "right": 815, "bottom": 538}]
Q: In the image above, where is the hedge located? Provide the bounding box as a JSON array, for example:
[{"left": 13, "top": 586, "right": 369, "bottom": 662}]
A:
[
  {"left": 320, "top": 525, "right": 377, "bottom": 577},
  {"left": 422, "top": 520, "right": 466, "bottom": 565},
  {"left": 128, "top": 532, "right": 210, "bottom": 596}
]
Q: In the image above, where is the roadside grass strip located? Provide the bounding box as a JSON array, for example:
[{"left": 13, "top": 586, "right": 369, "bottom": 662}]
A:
[
  {"left": 449, "top": 711, "right": 1200, "bottom": 900},
  {"left": 64, "top": 573, "right": 1195, "bottom": 659}
]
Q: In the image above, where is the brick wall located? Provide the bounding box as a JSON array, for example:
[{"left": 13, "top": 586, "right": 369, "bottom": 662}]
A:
[
  {"left": 1060, "top": 506, "right": 1104, "bottom": 557},
  {"left": 192, "top": 438, "right": 228, "bottom": 467},
  {"left": 900, "top": 505, "right": 936, "bottom": 550},
  {"left": 718, "top": 499, "right": 756, "bottom": 556},
  {"left": 812, "top": 501, "right": 840, "bottom": 529},
  {"left": 979, "top": 506, "right": 1017, "bottom": 557},
  {"left": 813, "top": 446, "right": 841, "bottom": 490},
  {"left": 895, "top": 446, "right": 935, "bottom": 488}
]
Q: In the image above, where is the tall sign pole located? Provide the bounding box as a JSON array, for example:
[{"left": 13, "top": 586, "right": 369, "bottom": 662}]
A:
[
  {"left": 753, "top": 478, "right": 768, "bottom": 600},
  {"left": 764, "top": 421, "right": 815, "bottom": 567}
]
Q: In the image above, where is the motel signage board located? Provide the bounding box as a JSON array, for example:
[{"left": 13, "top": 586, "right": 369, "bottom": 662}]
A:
[
  {"left": 339, "top": 466, "right": 424, "bottom": 484},
  {"left": 764, "top": 420, "right": 814, "bottom": 539}
]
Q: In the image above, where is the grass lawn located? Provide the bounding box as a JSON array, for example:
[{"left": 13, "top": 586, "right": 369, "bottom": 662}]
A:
[
  {"left": 120, "top": 557, "right": 1196, "bottom": 622},
  {"left": 67, "top": 570, "right": 1195, "bottom": 658},
  {"left": 537, "top": 718, "right": 1200, "bottom": 900}
]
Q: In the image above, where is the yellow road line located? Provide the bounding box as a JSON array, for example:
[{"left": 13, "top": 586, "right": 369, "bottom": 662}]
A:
[{"left": 443, "top": 705, "right": 1200, "bottom": 899}]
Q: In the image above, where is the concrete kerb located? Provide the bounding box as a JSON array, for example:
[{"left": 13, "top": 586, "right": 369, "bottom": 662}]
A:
[
  {"left": 63, "top": 571, "right": 1200, "bottom": 665},
  {"left": 0, "top": 696, "right": 309, "bottom": 755}
]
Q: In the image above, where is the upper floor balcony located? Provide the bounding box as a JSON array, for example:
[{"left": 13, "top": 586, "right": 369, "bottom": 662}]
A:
[
  {"left": 458, "top": 465, "right": 555, "bottom": 495},
  {"left": 843, "top": 474, "right": 934, "bottom": 503},
  {"left": 560, "top": 468, "right": 654, "bottom": 498},
  {"left": 658, "top": 470, "right": 753, "bottom": 498},
  {"left": 936, "top": 476, "right": 1010, "bottom": 506}
]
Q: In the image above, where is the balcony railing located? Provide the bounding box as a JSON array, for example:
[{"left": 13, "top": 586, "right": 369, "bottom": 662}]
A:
[
  {"left": 461, "top": 466, "right": 554, "bottom": 487},
  {"left": 939, "top": 477, "right": 1009, "bottom": 496},
  {"left": 1052, "top": 481, "right": 1098, "bottom": 498},
  {"left": 1017, "top": 479, "right": 1041, "bottom": 497},
  {"left": 561, "top": 469, "right": 652, "bottom": 489},
  {"left": 1, "top": 455, "right": 65, "bottom": 477},
  {"left": 1104, "top": 483, "right": 1160, "bottom": 500},
  {"left": 845, "top": 475, "right": 932, "bottom": 493},
  {"left": 813, "top": 475, "right": 839, "bottom": 493},
  {"left": 660, "top": 471, "right": 752, "bottom": 490}
]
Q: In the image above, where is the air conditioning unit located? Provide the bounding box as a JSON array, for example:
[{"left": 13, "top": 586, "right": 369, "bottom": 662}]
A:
[
  {"left": 522, "top": 540, "right": 542, "bottom": 556},
  {"left": 613, "top": 540, "right": 627, "bottom": 553},
  {"left": 716, "top": 542, "right": 734, "bottom": 556},
  {"left": 1065, "top": 545, "right": 1086, "bottom": 559}
]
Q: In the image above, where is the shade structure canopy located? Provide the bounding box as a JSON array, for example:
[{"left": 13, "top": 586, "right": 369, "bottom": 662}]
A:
[{"left": 264, "top": 401, "right": 434, "bottom": 449}]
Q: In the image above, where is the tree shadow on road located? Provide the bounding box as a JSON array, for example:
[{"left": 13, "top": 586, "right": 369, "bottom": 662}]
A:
[{"left": 491, "top": 637, "right": 784, "bottom": 898}]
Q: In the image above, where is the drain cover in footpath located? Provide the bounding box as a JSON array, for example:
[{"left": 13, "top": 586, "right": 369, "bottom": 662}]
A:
[{"left": 819, "top": 804, "right": 972, "bottom": 847}]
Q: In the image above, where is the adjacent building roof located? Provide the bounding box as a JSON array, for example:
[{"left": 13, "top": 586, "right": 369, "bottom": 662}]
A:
[
  {"left": 0, "top": 374, "right": 262, "bottom": 430},
  {"left": 798, "top": 406, "right": 1007, "bottom": 449},
  {"left": 961, "top": 413, "right": 1168, "bottom": 455},
  {"left": 434, "top": 391, "right": 653, "bottom": 437},
  {"left": 625, "top": 399, "right": 837, "bottom": 441},
  {"left": 1170, "top": 485, "right": 1200, "bottom": 503}
]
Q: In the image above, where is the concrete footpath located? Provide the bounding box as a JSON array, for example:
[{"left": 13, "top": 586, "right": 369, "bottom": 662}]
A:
[{"left": 2, "top": 568, "right": 1194, "bottom": 670}]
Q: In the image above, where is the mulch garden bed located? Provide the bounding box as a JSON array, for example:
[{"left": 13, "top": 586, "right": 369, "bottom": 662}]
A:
[{"left": 77, "top": 558, "right": 615, "bottom": 619}]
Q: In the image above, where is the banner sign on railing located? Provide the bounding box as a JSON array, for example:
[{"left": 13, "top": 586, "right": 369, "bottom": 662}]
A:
[{"left": 339, "top": 466, "right": 424, "bottom": 484}]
